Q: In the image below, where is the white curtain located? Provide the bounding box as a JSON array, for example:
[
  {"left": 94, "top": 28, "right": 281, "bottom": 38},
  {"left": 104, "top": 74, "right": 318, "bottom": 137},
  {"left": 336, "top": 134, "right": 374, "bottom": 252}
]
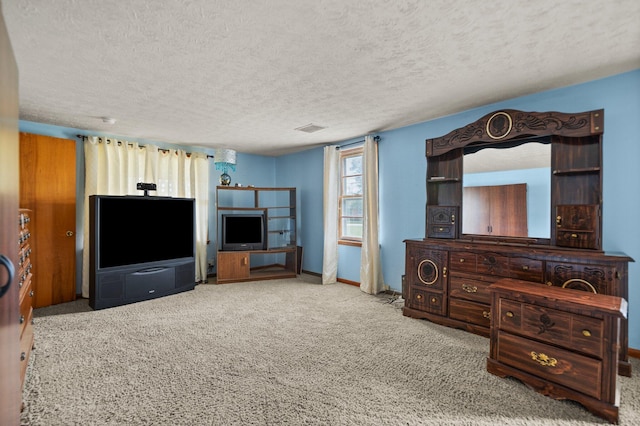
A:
[
  {"left": 360, "top": 136, "right": 385, "bottom": 294},
  {"left": 81, "top": 137, "right": 210, "bottom": 297},
  {"left": 322, "top": 145, "right": 340, "bottom": 284}
]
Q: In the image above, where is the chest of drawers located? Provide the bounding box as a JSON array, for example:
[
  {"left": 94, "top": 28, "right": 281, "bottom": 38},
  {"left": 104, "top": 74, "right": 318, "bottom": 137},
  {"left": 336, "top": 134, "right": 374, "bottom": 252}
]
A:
[
  {"left": 487, "top": 278, "right": 626, "bottom": 424},
  {"left": 403, "top": 239, "right": 633, "bottom": 376},
  {"left": 18, "top": 209, "right": 35, "bottom": 386}
]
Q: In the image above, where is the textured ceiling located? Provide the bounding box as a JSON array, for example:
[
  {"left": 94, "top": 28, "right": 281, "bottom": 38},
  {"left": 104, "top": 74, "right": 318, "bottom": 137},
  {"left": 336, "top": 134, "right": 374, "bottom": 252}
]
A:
[{"left": 3, "top": 0, "right": 640, "bottom": 156}]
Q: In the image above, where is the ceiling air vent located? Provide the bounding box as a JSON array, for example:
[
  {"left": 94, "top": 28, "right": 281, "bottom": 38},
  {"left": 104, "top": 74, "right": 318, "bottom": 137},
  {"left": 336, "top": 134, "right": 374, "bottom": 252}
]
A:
[{"left": 294, "top": 123, "right": 326, "bottom": 133}]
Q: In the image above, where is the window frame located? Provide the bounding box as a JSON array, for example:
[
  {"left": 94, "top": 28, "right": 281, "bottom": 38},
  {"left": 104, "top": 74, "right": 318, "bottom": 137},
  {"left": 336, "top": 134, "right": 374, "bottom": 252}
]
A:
[{"left": 338, "top": 146, "right": 363, "bottom": 246}]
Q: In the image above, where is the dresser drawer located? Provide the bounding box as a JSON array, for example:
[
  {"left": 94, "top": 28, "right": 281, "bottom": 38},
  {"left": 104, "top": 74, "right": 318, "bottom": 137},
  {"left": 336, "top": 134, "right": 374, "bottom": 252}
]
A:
[
  {"left": 508, "top": 257, "right": 543, "bottom": 282},
  {"left": 497, "top": 299, "right": 604, "bottom": 358},
  {"left": 449, "top": 298, "right": 491, "bottom": 327},
  {"left": 495, "top": 331, "right": 602, "bottom": 399},
  {"left": 477, "top": 253, "right": 509, "bottom": 277},
  {"left": 449, "top": 275, "right": 494, "bottom": 305},
  {"left": 19, "top": 278, "right": 34, "bottom": 333},
  {"left": 449, "top": 251, "right": 476, "bottom": 273},
  {"left": 545, "top": 262, "right": 615, "bottom": 294},
  {"left": 407, "top": 287, "right": 446, "bottom": 315}
]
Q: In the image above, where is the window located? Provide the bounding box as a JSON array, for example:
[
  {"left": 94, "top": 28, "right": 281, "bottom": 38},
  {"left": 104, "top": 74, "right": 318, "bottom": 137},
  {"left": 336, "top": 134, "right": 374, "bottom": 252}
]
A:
[{"left": 339, "top": 147, "right": 363, "bottom": 245}]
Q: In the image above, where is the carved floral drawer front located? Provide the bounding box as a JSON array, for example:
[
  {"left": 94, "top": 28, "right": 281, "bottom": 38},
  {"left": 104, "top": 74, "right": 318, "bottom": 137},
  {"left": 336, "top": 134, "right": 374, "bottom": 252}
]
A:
[
  {"left": 496, "top": 331, "right": 602, "bottom": 400},
  {"left": 449, "top": 276, "right": 494, "bottom": 305},
  {"left": 449, "top": 298, "right": 491, "bottom": 327},
  {"left": 497, "top": 300, "right": 604, "bottom": 359},
  {"left": 477, "top": 253, "right": 509, "bottom": 277},
  {"left": 545, "top": 262, "right": 615, "bottom": 294},
  {"left": 449, "top": 251, "right": 477, "bottom": 274},
  {"left": 508, "top": 257, "right": 543, "bottom": 282}
]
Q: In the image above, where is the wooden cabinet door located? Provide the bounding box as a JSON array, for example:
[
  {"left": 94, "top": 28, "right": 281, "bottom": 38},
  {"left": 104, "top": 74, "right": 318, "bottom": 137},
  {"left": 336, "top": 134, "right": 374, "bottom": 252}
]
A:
[
  {"left": 0, "top": 10, "right": 22, "bottom": 424},
  {"left": 217, "top": 251, "right": 250, "bottom": 282},
  {"left": 20, "top": 133, "right": 77, "bottom": 307}
]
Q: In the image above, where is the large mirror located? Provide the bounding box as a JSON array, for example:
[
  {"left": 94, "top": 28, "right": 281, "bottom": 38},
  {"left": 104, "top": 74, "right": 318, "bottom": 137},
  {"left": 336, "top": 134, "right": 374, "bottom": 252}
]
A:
[{"left": 462, "top": 139, "right": 551, "bottom": 239}]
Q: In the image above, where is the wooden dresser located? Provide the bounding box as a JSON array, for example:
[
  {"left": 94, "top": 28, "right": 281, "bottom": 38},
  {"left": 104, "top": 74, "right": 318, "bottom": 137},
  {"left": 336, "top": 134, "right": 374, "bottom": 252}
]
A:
[
  {"left": 487, "top": 278, "right": 626, "bottom": 424},
  {"left": 403, "top": 109, "right": 634, "bottom": 377},
  {"left": 18, "top": 209, "right": 34, "bottom": 386}
]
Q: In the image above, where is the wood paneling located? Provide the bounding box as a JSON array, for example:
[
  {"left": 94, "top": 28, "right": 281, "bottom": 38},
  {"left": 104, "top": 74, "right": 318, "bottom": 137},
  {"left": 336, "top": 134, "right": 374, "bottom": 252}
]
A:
[{"left": 20, "top": 133, "right": 77, "bottom": 307}]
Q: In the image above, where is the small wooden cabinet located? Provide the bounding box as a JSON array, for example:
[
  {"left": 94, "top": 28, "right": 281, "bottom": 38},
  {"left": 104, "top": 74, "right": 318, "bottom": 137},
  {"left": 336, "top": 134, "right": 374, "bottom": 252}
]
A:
[
  {"left": 216, "top": 186, "right": 297, "bottom": 283},
  {"left": 487, "top": 278, "right": 626, "bottom": 424},
  {"left": 18, "top": 209, "right": 34, "bottom": 387}
]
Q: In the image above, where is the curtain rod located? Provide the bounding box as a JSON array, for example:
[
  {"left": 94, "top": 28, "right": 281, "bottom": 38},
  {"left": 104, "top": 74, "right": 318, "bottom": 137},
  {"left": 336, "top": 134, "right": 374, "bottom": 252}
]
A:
[
  {"left": 335, "top": 135, "right": 380, "bottom": 150},
  {"left": 77, "top": 135, "right": 214, "bottom": 158}
]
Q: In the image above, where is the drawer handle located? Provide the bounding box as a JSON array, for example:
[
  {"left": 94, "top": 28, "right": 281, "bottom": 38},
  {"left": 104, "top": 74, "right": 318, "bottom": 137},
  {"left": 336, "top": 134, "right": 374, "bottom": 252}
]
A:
[
  {"left": 459, "top": 258, "right": 465, "bottom": 263},
  {"left": 506, "top": 311, "right": 514, "bottom": 318},
  {"left": 20, "top": 352, "right": 26, "bottom": 361},
  {"left": 19, "top": 315, "right": 24, "bottom": 324},
  {"left": 530, "top": 351, "right": 557, "bottom": 367},
  {"left": 416, "top": 294, "right": 422, "bottom": 300},
  {"left": 582, "top": 329, "right": 592, "bottom": 337},
  {"left": 482, "top": 310, "right": 490, "bottom": 319},
  {"left": 442, "top": 267, "right": 447, "bottom": 278},
  {"left": 571, "top": 233, "right": 578, "bottom": 239},
  {"left": 461, "top": 284, "right": 477, "bottom": 293},
  {"left": 431, "top": 297, "right": 437, "bottom": 303},
  {"left": 522, "top": 265, "right": 529, "bottom": 271}
]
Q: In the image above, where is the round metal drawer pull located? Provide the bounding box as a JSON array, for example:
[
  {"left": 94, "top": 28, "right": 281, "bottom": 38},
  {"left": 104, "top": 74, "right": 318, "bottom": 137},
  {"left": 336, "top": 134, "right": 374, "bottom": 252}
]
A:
[
  {"left": 506, "top": 311, "right": 514, "bottom": 318},
  {"left": 416, "top": 294, "right": 422, "bottom": 300},
  {"left": 431, "top": 297, "right": 437, "bottom": 303},
  {"left": 522, "top": 265, "right": 529, "bottom": 271},
  {"left": 459, "top": 258, "right": 465, "bottom": 263},
  {"left": 582, "top": 329, "right": 592, "bottom": 337},
  {"left": 482, "top": 311, "right": 491, "bottom": 319}
]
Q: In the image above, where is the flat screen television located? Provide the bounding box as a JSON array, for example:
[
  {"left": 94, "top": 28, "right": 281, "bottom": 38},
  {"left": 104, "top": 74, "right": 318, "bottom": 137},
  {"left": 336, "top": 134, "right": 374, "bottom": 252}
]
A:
[
  {"left": 91, "top": 195, "right": 195, "bottom": 270},
  {"left": 222, "top": 213, "right": 266, "bottom": 251}
]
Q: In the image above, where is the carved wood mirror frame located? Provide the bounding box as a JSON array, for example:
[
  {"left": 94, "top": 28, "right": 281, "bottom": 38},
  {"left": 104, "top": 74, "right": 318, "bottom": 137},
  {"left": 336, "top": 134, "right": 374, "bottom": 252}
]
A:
[{"left": 425, "top": 109, "right": 604, "bottom": 250}]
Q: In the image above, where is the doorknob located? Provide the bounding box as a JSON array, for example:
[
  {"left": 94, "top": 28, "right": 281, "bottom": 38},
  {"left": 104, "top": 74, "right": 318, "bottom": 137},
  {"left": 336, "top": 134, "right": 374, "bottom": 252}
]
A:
[
  {"left": 66, "top": 231, "right": 74, "bottom": 237},
  {"left": 0, "top": 254, "right": 16, "bottom": 298}
]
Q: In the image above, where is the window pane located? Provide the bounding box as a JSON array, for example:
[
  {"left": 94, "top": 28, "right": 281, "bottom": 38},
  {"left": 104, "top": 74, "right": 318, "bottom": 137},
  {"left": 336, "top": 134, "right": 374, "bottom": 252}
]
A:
[
  {"left": 343, "top": 176, "right": 362, "bottom": 196},
  {"left": 342, "top": 198, "right": 362, "bottom": 217},
  {"left": 343, "top": 155, "right": 362, "bottom": 175},
  {"left": 342, "top": 217, "right": 363, "bottom": 238}
]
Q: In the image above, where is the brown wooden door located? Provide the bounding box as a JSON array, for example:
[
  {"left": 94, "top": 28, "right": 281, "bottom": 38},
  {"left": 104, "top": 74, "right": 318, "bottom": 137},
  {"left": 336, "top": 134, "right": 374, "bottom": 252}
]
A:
[
  {"left": 0, "top": 8, "right": 22, "bottom": 424},
  {"left": 20, "top": 133, "right": 77, "bottom": 307}
]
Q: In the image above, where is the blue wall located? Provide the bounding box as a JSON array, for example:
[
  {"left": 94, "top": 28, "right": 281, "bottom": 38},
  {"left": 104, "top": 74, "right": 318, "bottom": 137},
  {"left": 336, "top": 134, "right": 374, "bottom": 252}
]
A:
[
  {"left": 279, "top": 69, "right": 640, "bottom": 350},
  {"left": 19, "top": 69, "right": 640, "bottom": 350}
]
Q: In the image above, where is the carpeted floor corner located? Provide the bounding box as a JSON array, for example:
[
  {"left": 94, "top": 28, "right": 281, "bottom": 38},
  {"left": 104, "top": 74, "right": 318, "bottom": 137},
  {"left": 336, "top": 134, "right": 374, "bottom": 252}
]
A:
[{"left": 20, "top": 275, "right": 640, "bottom": 425}]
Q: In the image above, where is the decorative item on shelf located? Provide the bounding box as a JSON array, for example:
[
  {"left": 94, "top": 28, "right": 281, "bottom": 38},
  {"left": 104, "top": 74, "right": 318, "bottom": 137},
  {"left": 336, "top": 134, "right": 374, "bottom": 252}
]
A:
[{"left": 214, "top": 148, "right": 237, "bottom": 186}]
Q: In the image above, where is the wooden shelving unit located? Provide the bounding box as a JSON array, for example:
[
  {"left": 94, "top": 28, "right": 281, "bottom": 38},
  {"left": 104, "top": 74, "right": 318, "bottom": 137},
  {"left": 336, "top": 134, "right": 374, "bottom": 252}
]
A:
[{"left": 216, "top": 186, "right": 297, "bottom": 284}]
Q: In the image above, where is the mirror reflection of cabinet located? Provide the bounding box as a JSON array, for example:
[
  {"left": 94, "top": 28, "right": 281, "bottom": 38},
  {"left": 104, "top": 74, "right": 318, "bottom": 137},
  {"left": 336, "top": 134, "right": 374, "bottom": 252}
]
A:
[{"left": 462, "top": 183, "right": 527, "bottom": 237}]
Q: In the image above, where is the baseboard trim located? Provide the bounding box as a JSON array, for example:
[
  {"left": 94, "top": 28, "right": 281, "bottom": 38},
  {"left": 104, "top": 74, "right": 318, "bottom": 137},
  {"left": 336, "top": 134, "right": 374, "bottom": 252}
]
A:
[
  {"left": 337, "top": 278, "right": 360, "bottom": 287},
  {"left": 629, "top": 347, "right": 640, "bottom": 359}
]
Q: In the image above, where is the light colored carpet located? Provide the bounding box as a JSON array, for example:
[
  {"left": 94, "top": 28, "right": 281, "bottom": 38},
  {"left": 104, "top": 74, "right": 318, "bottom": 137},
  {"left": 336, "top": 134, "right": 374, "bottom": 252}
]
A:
[{"left": 21, "top": 275, "right": 640, "bottom": 425}]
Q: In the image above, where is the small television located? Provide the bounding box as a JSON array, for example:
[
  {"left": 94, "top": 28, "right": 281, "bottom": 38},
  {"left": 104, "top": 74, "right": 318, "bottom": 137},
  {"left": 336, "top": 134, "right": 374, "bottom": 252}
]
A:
[
  {"left": 222, "top": 213, "right": 266, "bottom": 251},
  {"left": 91, "top": 195, "right": 195, "bottom": 270}
]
